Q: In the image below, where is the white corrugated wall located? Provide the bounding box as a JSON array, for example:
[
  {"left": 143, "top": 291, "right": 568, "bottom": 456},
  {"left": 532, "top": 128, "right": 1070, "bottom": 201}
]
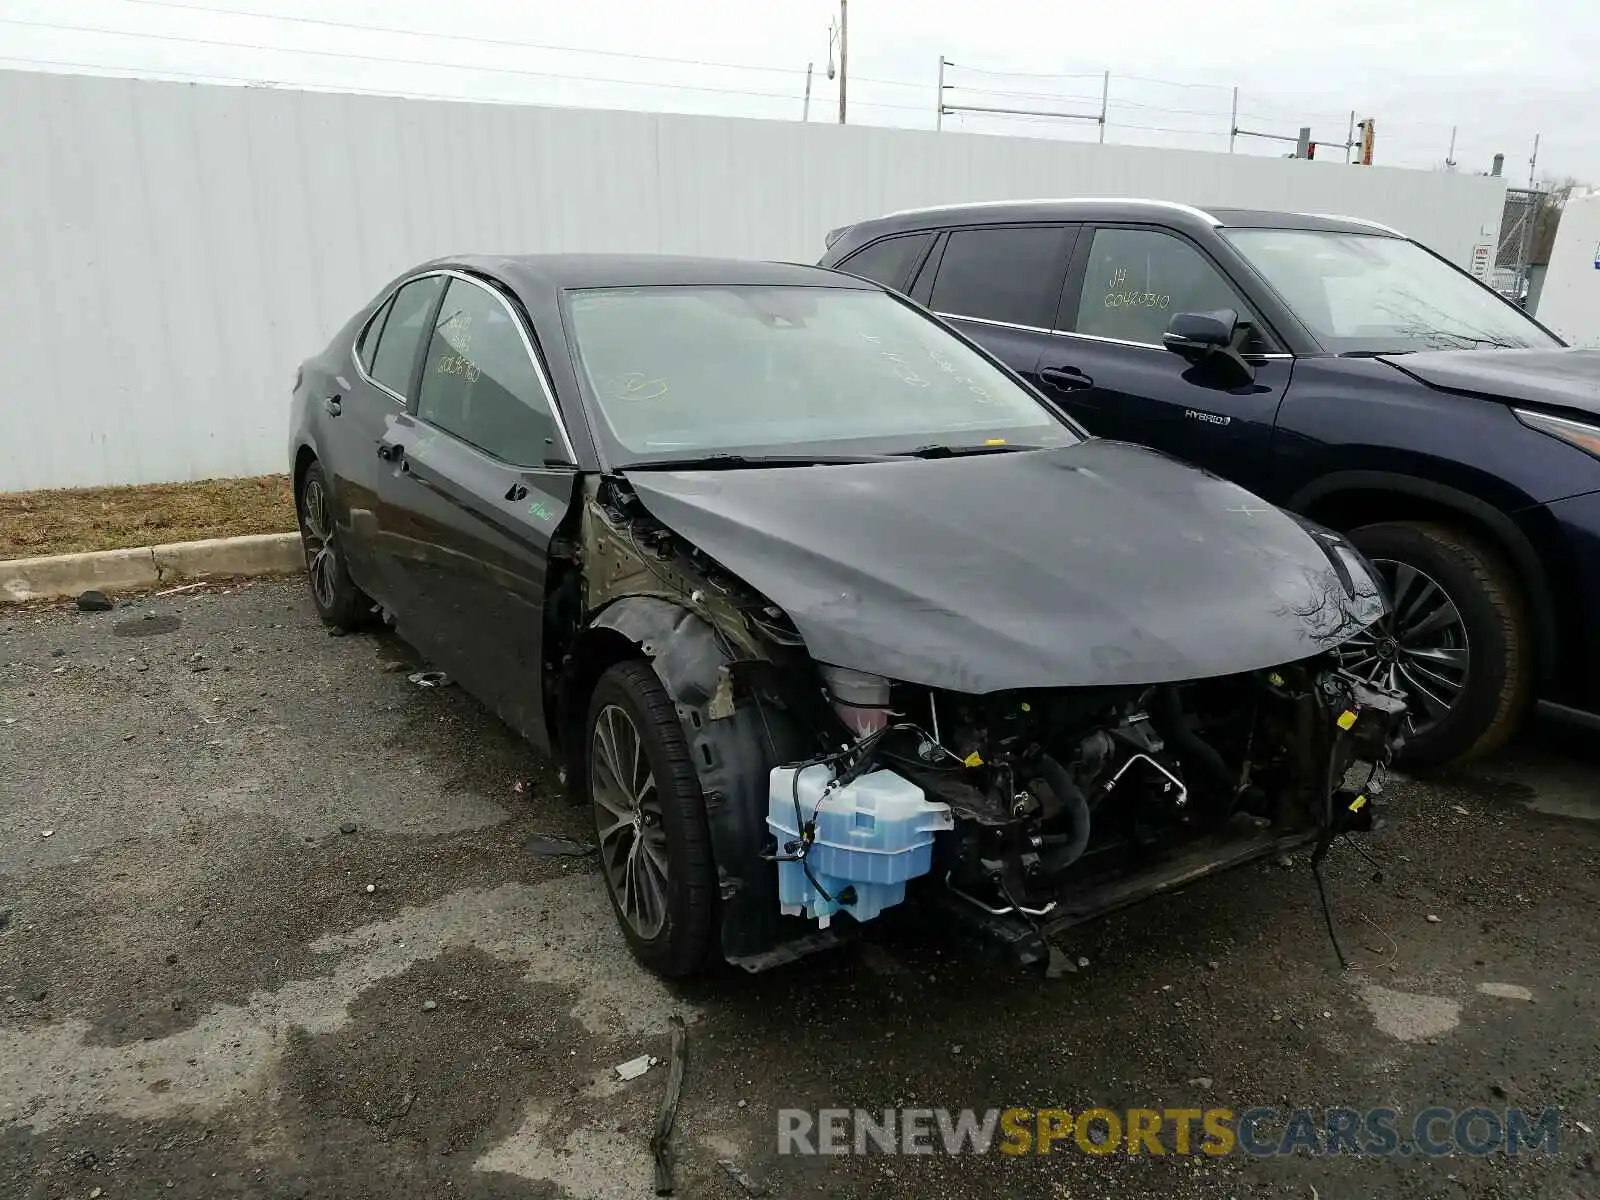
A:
[{"left": 0, "top": 68, "right": 1509, "bottom": 491}]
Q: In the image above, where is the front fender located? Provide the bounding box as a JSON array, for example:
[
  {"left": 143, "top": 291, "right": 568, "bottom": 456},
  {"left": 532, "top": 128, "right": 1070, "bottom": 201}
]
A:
[{"left": 584, "top": 597, "right": 793, "bottom": 960}]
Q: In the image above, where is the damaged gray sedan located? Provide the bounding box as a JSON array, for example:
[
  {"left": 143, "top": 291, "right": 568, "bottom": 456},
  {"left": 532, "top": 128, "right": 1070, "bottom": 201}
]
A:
[{"left": 289, "top": 254, "right": 1406, "bottom": 977}]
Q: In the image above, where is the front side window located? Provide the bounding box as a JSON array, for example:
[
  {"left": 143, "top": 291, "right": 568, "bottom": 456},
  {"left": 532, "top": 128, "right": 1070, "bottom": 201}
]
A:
[
  {"left": 837, "top": 233, "right": 934, "bottom": 291},
  {"left": 415, "top": 278, "right": 562, "bottom": 466},
  {"left": 928, "top": 226, "right": 1072, "bottom": 328},
  {"left": 1072, "top": 227, "right": 1250, "bottom": 346},
  {"left": 368, "top": 276, "right": 446, "bottom": 398},
  {"left": 564, "top": 284, "right": 1079, "bottom": 464},
  {"left": 1223, "top": 228, "right": 1561, "bottom": 354}
]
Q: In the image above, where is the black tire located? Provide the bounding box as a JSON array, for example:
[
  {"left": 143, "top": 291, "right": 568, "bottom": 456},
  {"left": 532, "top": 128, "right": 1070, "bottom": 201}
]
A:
[
  {"left": 586, "top": 661, "right": 718, "bottom": 977},
  {"left": 1344, "top": 521, "right": 1530, "bottom": 768},
  {"left": 296, "top": 460, "right": 372, "bottom": 631}
]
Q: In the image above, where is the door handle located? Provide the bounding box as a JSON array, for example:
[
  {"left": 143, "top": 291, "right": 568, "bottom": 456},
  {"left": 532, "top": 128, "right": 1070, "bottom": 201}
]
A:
[
  {"left": 505, "top": 483, "right": 529, "bottom": 502},
  {"left": 377, "top": 441, "right": 404, "bottom": 462},
  {"left": 1039, "top": 366, "right": 1094, "bottom": 391},
  {"left": 323, "top": 394, "right": 342, "bottom": 417}
]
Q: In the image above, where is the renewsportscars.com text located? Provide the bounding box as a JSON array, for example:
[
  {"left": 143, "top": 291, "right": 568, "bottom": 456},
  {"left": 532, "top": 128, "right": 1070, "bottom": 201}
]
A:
[{"left": 777, "top": 1106, "right": 1562, "bottom": 1158}]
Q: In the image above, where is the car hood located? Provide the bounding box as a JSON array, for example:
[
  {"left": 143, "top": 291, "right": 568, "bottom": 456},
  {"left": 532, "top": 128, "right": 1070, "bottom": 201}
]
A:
[
  {"left": 1380, "top": 347, "right": 1600, "bottom": 418},
  {"left": 622, "top": 440, "right": 1385, "bottom": 693}
]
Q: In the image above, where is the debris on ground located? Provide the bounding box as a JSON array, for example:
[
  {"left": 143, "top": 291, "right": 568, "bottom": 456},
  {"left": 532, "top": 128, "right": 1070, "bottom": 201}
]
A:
[
  {"left": 340, "top": 822, "right": 358, "bottom": 835},
  {"left": 615, "top": 1054, "right": 654, "bottom": 1081},
  {"left": 511, "top": 778, "right": 531, "bottom": 795},
  {"left": 380, "top": 660, "right": 408, "bottom": 673},
  {"left": 1576, "top": 1120, "right": 1594, "bottom": 1135},
  {"left": 76, "top": 590, "right": 114, "bottom": 612},
  {"left": 651, "top": 1014, "right": 688, "bottom": 1196},
  {"left": 1188, "top": 1077, "right": 1214, "bottom": 1089},
  {"left": 154, "top": 581, "right": 209, "bottom": 597},
  {"left": 524, "top": 834, "right": 596, "bottom": 858},
  {"left": 1426, "top": 914, "right": 1442, "bottom": 924},
  {"left": 422, "top": 1000, "right": 438, "bottom": 1013},
  {"left": 365, "top": 884, "right": 376, "bottom": 893},
  {"left": 717, "top": 1159, "right": 768, "bottom": 1197},
  {"left": 39, "top": 830, "right": 53, "bottom": 839},
  {"left": 408, "top": 670, "right": 451, "bottom": 688}
]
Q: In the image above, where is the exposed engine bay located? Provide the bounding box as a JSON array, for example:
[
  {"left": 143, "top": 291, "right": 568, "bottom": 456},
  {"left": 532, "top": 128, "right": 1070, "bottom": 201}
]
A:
[
  {"left": 559, "top": 471, "right": 1408, "bottom": 971},
  {"left": 764, "top": 661, "right": 1405, "bottom": 968}
]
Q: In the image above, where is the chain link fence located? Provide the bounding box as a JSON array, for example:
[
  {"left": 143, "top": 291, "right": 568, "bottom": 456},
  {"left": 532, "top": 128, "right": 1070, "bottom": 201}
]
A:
[{"left": 1493, "top": 187, "right": 1548, "bottom": 306}]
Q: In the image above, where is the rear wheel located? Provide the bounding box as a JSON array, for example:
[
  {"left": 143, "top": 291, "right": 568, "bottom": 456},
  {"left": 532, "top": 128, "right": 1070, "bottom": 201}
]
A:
[
  {"left": 297, "top": 461, "right": 372, "bottom": 631},
  {"left": 587, "top": 661, "right": 719, "bottom": 977},
  {"left": 1340, "top": 521, "right": 1530, "bottom": 768}
]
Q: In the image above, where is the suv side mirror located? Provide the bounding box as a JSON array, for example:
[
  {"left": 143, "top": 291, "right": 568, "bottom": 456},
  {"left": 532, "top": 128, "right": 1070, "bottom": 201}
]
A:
[
  {"left": 1162, "top": 308, "right": 1238, "bottom": 356},
  {"left": 1162, "top": 307, "right": 1256, "bottom": 387}
]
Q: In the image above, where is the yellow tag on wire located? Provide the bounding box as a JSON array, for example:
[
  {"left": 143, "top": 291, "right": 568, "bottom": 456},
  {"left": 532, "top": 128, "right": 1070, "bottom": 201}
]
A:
[
  {"left": 1337, "top": 710, "right": 1358, "bottom": 731},
  {"left": 963, "top": 751, "right": 984, "bottom": 768},
  {"left": 1348, "top": 793, "right": 1368, "bottom": 812}
]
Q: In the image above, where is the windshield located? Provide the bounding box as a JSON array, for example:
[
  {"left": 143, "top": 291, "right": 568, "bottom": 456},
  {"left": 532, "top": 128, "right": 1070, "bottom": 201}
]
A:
[
  {"left": 1222, "top": 228, "right": 1560, "bottom": 354},
  {"left": 563, "top": 284, "right": 1078, "bottom": 464}
]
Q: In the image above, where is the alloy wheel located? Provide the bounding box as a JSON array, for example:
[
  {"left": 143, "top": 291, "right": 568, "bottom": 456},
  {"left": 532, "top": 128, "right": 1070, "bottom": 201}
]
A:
[
  {"left": 1335, "top": 557, "right": 1470, "bottom": 738},
  {"left": 591, "top": 703, "right": 670, "bottom": 940},
  {"left": 299, "top": 478, "right": 338, "bottom": 612}
]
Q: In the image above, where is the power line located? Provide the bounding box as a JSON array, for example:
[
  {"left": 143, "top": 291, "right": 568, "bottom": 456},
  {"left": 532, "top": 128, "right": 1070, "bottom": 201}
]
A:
[
  {"left": 0, "top": 17, "right": 929, "bottom": 111},
  {"left": 114, "top": 0, "right": 934, "bottom": 93},
  {"left": 943, "top": 61, "right": 1103, "bottom": 81},
  {"left": 111, "top": 0, "right": 816, "bottom": 78}
]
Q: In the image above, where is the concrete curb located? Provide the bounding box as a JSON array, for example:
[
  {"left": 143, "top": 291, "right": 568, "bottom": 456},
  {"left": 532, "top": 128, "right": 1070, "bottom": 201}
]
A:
[{"left": 0, "top": 533, "right": 303, "bottom": 602}]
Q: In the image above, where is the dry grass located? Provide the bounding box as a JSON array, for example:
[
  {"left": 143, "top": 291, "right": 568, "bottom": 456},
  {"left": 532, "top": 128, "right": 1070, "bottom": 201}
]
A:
[{"left": 0, "top": 475, "right": 297, "bottom": 560}]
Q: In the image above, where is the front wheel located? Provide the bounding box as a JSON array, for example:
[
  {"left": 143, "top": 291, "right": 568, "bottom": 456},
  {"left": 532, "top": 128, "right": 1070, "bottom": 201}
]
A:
[
  {"left": 587, "top": 661, "right": 719, "bottom": 977},
  {"left": 1340, "top": 521, "right": 1531, "bottom": 768},
  {"left": 297, "top": 461, "right": 373, "bottom": 631}
]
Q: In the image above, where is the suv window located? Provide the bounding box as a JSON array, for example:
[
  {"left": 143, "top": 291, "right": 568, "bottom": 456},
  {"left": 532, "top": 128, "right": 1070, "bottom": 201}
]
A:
[
  {"left": 837, "top": 233, "right": 934, "bottom": 291},
  {"left": 368, "top": 276, "right": 445, "bottom": 397},
  {"left": 1072, "top": 227, "right": 1249, "bottom": 346},
  {"left": 928, "top": 225, "right": 1071, "bottom": 329},
  {"left": 416, "top": 277, "right": 561, "bottom": 466}
]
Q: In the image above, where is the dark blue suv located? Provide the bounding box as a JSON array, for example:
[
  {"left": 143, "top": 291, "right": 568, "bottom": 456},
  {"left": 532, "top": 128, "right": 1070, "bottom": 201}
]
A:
[{"left": 820, "top": 199, "right": 1600, "bottom": 766}]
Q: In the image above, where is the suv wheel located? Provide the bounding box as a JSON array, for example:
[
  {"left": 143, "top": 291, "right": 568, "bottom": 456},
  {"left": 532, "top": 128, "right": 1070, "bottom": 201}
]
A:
[{"left": 1340, "top": 521, "right": 1530, "bottom": 768}]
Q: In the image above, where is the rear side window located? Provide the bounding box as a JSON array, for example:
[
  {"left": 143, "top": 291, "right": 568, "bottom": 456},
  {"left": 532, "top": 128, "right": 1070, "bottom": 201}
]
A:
[
  {"left": 355, "top": 294, "right": 394, "bottom": 372},
  {"left": 836, "top": 233, "right": 934, "bottom": 291},
  {"left": 416, "top": 278, "right": 562, "bottom": 466},
  {"left": 929, "top": 226, "right": 1072, "bottom": 329},
  {"left": 368, "top": 276, "right": 446, "bottom": 398}
]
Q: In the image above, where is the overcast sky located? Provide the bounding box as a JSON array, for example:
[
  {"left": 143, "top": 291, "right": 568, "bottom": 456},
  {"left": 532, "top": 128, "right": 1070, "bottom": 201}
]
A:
[{"left": 3, "top": 0, "right": 1597, "bottom": 181}]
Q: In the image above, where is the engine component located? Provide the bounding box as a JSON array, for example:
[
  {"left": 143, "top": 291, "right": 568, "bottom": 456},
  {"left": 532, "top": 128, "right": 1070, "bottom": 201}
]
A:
[
  {"left": 819, "top": 665, "right": 892, "bottom": 738},
  {"left": 767, "top": 764, "right": 953, "bottom": 927}
]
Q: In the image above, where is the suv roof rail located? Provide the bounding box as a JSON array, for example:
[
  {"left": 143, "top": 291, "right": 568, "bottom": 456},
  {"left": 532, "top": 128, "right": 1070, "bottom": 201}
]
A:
[
  {"left": 1296, "top": 212, "right": 1403, "bottom": 236},
  {"left": 878, "top": 197, "right": 1221, "bottom": 226}
]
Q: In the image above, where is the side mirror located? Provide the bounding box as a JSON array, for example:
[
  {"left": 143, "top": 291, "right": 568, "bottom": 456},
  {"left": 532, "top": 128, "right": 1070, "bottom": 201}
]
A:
[{"left": 1162, "top": 308, "right": 1238, "bottom": 356}]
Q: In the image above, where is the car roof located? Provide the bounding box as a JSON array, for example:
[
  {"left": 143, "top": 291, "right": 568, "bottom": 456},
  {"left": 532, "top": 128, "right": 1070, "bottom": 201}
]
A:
[
  {"left": 436, "top": 253, "right": 876, "bottom": 293},
  {"left": 830, "top": 198, "right": 1403, "bottom": 242}
]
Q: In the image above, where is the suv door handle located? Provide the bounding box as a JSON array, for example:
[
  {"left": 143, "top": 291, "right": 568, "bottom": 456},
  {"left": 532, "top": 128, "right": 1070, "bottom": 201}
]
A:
[
  {"left": 377, "top": 441, "right": 403, "bottom": 462},
  {"left": 323, "top": 394, "right": 342, "bottom": 417},
  {"left": 1039, "top": 366, "right": 1094, "bottom": 391},
  {"left": 505, "top": 483, "right": 529, "bottom": 502}
]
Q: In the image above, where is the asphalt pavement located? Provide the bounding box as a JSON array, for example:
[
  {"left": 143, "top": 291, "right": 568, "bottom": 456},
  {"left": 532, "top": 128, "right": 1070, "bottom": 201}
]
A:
[{"left": 1, "top": 578, "right": 1596, "bottom": 1199}]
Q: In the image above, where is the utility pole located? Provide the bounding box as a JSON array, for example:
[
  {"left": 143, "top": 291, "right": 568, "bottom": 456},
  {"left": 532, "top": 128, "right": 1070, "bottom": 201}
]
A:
[
  {"left": 936, "top": 55, "right": 945, "bottom": 130},
  {"left": 837, "top": 0, "right": 848, "bottom": 124},
  {"left": 1228, "top": 87, "right": 1238, "bottom": 153},
  {"left": 803, "top": 61, "right": 813, "bottom": 121},
  {"left": 1098, "top": 70, "right": 1109, "bottom": 143}
]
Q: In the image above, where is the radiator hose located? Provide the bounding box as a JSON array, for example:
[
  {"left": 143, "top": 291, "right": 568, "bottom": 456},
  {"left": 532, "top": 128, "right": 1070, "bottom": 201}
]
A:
[{"left": 1034, "top": 754, "right": 1091, "bottom": 871}]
